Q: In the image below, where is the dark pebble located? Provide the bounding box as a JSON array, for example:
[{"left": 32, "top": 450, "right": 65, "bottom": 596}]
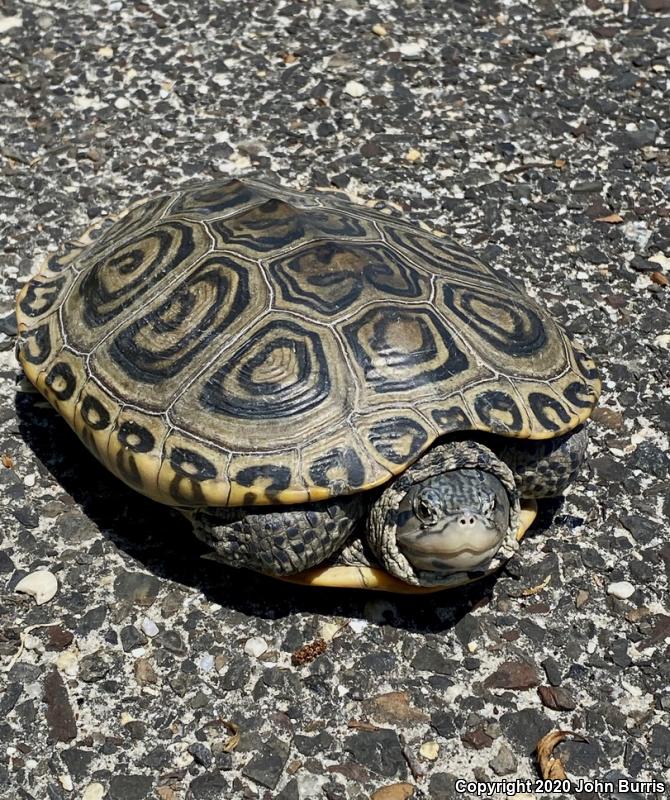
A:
[
  {"left": 649, "top": 724, "right": 670, "bottom": 766},
  {"left": 344, "top": 728, "right": 407, "bottom": 779},
  {"left": 454, "top": 614, "right": 481, "bottom": 647},
  {"left": 542, "top": 656, "right": 563, "bottom": 686},
  {"left": 0, "top": 315, "right": 17, "bottom": 336},
  {"left": 13, "top": 506, "right": 39, "bottom": 528},
  {"left": 557, "top": 737, "right": 609, "bottom": 774},
  {"left": 108, "top": 774, "right": 154, "bottom": 800},
  {"left": 462, "top": 727, "right": 494, "bottom": 750},
  {"left": 61, "top": 748, "right": 95, "bottom": 779},
  {"left": 429, "top": 772, "right": 458, "bottom": 797},
  {"left": 500, "top": 708, "right": 552, "bottom": 755},
  {"left": 44, "top": 625, "right": 74, "bottom": 651},
  {"left": 411, "top": 645, "right": 457, "bottom": 675},
  {"left": 275, "top": 778, "right": 300, "bottom": 800},
  {"left": 630, "top": 255, "right": 659, "bottom": 272},
  {"left": 538, "top": 685, "right": 578, "bottom": 711},
  {"left": 114, "top": 570, "right": 160, "bottom": 607},
  {"left": 188, "top": 742, "right": 213, "bottom": 768},
  {"left": 120, "top": 625, "right": 148, "bottom": 652},
  {"left": 43, "top": 669, "right": 76, "bottom": 743},
  {"left": 241, "top": 735, "right": 289, "bottom": 789},
  {"left": 157, "top": 629, "right": 186, "bottom": 655},
  {"left": 484, "top": 660, "right": 541, "bottom": 690},
  {"left": 609, "top": 638, "right": 633, "bottom": 668},
  {"left": 79, "top": 652, "right": 112, "bottom": 683},
  {"left": 141, "top": 746, "right": 172, "bottom": 770},
  {"left": 0, "top": 683, "right": 22, "bottom": 717},
  {"left": 431, "top": 709, "right": 457, "bottom": 738}
]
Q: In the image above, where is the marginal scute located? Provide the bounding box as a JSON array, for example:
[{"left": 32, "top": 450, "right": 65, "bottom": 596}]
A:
[
  {"left": 307, "top": 446, "right": 366, "bottom": 492},
  {"left": 18, "top": 274, "right": 69, "bottom": 321},
  {"left": 429, "top": 405, "right": 472, "bottom": 432},
  {"left": 15, "top": 177, "right": 601, "bottom": 506},
  {"left": 80, "top": 394, "right": 111, "bottom": 431},
  {"left": 18, "top": 322, "right": 53, "bottom": 367},
  {"left": 170, "top": 446, "right": 218, "bottom": 481},
  {"left": 473, "top": 389, "right": 524, "bottom": 434},
  {"left": 45, "top": 361, "right": 77, "bottom": 402},
  {"left": 573, "top": 346, "right": 600, "bottom": 381},
  {"left": 528, "top": 391, "right": 572, "bottom": 432},
  {"left": 73, "top": 380, "right": 119, "bottom": 463},
  {"left": 563, "top": 380, "right": 596, "bottom": 408},
  {"left": 227, "top": 449, "right": 306, "bottom": 506},
  {"left": 358, "top": 412, "right": 431, "bottom": 469},
  {"left": 118, "top": 420, "right": 156, "bottom": 453}
]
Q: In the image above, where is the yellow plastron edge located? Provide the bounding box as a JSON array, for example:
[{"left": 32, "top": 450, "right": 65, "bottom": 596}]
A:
[{"left": 278, "top": 499, "right": 538, "bottom": 594}]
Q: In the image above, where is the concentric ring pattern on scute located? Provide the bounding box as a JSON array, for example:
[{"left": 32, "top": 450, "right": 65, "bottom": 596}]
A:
[{"left": 15, "top": 178, "right": 601, "bottom": 507}]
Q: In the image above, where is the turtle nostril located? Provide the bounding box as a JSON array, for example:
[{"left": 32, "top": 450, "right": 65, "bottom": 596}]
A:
[
  {"left": 469, "top": 516, "right": 475, "bottom": 525},
  {"left": 459, "top": 517, "right": 466, "bottom": 526}
]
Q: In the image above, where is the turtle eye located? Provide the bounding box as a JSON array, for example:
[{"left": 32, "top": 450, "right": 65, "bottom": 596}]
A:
[
  {"left": 413, "top": 488, "right": 442, "bottom": 526},
  {"left": 480, "top": 494, "right": 496, "bottom": 521}
]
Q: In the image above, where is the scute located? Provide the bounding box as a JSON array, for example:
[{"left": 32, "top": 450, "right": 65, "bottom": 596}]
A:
[{"left": 15, "top": 177, "right": 601, "bottom": 508}]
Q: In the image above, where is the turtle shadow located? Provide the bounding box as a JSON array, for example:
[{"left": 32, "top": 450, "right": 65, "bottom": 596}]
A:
[{"left": 15, "top": 389, "right": 565, "bottom": 635}]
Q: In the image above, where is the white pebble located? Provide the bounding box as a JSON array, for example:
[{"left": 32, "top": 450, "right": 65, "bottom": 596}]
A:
[
  {"left": 578, "top": 66, "right": 600, "bottom": 80},
  {"left": 420, "top": 741, "right": 440, "bottom": 760},
  {"left": 344, "top": 80, "right": 367, "bottom": 98},
  {"left": 141, "top": 618, "right": 159, "bottom": 637},
  {"left": 319, "top": 622, "right": 342, "bottom": 642},
  {"left": 244, "top": 636, "right": 268, "bottom": 657},
  {"left": 15, "top": 570, "right": 58, "bottom": 605},
  {"left": 608, "top": 581, "right": 635, "bottom": 600},
  {"left": 56, "top": 651, "right": 79, "bottom": 676},
  {"left": 196, "top": 653, "right": 215, "bottom": 672},
  {"left": 82, "top": 784, "right": 105, "bottom": 800},
  {"left": 349, "top": 619, "right": 367, "bottom": 634},
  {"left": 649, "top": 252, "right": 670, "bottom": 270},
  {"left": 24, "top": 474, "right": 36, "bottom": 487},
  {"left": 23, "top": 634, "right": 42, "bottom": 651},
  {"left": 114, "top": 96, "right": 130, "bottom": 110},
  {"left": 59, "top": 774, "right": 73, "bottom": 792},
  {"left": 0, "top": 15, "right": 22, "bottom": 32},
  {"left": 622, "top": 220, "right": 651, "bottom": 250},
  {"left": 399, "top": 41, "right": 425, "bottom": 59}
]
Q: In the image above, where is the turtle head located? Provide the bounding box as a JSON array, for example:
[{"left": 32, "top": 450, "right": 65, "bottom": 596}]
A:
[{"left": 394, "top": 469, "right": 510, "bottom": 572}]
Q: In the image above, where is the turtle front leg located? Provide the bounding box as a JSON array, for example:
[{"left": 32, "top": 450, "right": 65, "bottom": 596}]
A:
[
  {"left": 495, "top": 424, "right": 589, "bottom": 499},
  {"left": 186, "top": 496, "right": 366, "bottom": 577}
]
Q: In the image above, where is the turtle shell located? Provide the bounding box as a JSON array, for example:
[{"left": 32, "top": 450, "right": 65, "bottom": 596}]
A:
[{"left": 16, "top": 178, "right": 600, "bottom": 508}]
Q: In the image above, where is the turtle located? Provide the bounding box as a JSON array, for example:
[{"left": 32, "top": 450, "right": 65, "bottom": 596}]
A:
[{"left": 15, "top": 177, "right": 601, "bottom": 593}]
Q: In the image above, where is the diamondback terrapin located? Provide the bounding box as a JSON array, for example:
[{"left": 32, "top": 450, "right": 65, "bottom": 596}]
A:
[{"left": 16, "top": 178, "right": 600, "bottom": 592}]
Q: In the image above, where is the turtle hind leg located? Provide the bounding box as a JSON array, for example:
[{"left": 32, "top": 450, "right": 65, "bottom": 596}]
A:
[
  {"left": 188, "top": 495, "right": 367, "bottom": 577},
  {"left": 497, "top": 424, "right": 589, "bottom": 499}
]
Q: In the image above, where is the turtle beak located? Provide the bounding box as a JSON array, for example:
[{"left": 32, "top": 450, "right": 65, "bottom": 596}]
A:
[{"left": 397, "top": 511, "right": 505, "bottom": 572}]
